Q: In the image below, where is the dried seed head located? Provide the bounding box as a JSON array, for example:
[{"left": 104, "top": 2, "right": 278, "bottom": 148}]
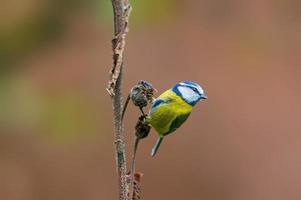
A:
[
  {"left": 135, "top": 115, "right": 151, "bottom": 139},
  {"left": 138, "top": 80, "right": 156, "bottom": 104},
  {"left": 129, "top": 80, "right": 156, "bottom": 109},
  {"left": 130, "top": 85, "right": 148, "bottom": 108}
]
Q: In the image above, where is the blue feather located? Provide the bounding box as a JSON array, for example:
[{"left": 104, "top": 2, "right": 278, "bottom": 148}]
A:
[
  {"left": 150, "top": 98, "right": 172, "bottom": 113},
  {"left": 152, "top": 99, "right": 165, "bottom": 109}
]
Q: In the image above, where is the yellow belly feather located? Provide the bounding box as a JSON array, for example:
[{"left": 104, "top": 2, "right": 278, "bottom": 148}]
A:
[{"left": 148, "top": 90, "right": 192, "bottom": 136}]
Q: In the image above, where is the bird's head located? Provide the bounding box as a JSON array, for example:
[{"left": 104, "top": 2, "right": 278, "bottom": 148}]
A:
[{"left": 172, "top": 81, "right": 207, "bottom": 106}]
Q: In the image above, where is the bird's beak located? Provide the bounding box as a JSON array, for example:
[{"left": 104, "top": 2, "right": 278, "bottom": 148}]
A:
[{"left": 201, "top": 94, "right": 208, "bottom": 99}]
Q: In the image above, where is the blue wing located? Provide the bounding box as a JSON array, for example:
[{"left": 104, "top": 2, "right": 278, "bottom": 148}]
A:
[
  {"left": 166, "top": 113, "right": 190, "bottom": 135},
  {"left": 150, "top": 98, "right": 172, "bottom": 114}
]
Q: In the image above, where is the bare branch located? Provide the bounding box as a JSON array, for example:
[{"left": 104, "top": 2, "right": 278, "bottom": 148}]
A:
[
  {"left": 107, "top": 0, "right": 132, "bottom": 200},
  {"left": 107, "top": 1, "right": 132, "bottom": 96}
]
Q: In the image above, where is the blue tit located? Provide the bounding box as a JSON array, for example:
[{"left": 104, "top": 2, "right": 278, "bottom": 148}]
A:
[{"left": 147, "top": 81, "right": 207, "bottom": 156}]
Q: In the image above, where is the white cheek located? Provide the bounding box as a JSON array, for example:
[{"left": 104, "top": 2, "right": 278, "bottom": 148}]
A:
[{"left": 178, "top": 87, "right": 199, "bottom": 103}]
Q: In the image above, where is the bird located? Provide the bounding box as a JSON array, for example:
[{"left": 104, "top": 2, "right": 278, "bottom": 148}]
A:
[{"left": 147, "top": 81, "right": 207, "bottom": 157}]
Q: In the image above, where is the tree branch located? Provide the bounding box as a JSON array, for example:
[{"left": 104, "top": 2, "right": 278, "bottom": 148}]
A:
[{"left": 107, "top": 0, "right": 132, "bottom": 200}]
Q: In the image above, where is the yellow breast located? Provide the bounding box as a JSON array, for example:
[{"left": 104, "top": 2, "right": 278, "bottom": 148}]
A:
[{"left": 148, "top": 89, "right": 192, "bottom": 135}]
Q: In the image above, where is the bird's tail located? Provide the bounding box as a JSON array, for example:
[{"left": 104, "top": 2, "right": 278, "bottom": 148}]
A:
[{"left": 151, "top": 137, "right": 164, "bottom": 157}]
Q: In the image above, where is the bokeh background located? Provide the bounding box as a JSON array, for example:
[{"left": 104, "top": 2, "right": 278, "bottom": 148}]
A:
[{"left": 1, "top": 0, "right": 301, "bottom": 199}]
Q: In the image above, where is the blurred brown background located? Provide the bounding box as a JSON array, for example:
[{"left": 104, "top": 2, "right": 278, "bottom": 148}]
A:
[{"left": 1, "top": 0, "right": 301, "bottom": 199}]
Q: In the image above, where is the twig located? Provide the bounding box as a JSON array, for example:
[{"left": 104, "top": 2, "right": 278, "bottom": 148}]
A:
[
  {"left": 130, "top": 137, "right": 140, "bottom": 199},
  {"left": 107, "top": 0, "right": 132, "bottom": 200},
  {"left": 126, "top": 172, "right": 143, "bottom": 200},
  {"left": 121, "top": 93, "right": 130, "bottom": 122},
  {"left": 132, "top": 172, "right": 143, "bottom": 200},
  {"left": 128, "top": 115, "right": 151, "bottom": 199}
]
